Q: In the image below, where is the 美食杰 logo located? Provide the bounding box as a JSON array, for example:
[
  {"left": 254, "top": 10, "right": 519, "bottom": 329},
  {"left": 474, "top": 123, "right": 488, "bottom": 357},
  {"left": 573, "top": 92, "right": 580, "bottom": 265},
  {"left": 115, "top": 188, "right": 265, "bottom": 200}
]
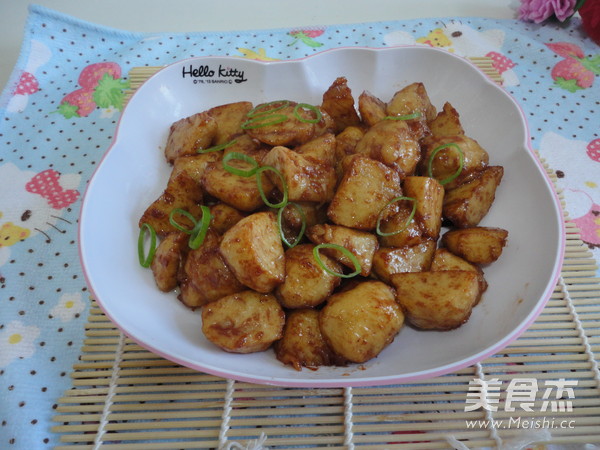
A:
[{"left": 464, "top": 377, "right": 578, "bottom": 430}]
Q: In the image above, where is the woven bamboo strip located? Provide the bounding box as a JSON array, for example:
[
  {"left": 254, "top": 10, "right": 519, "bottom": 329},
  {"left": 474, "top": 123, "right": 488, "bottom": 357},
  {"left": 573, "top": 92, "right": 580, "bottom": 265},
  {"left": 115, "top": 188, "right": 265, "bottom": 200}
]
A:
[
  {"left": 69, "top": 374, "right": 229, "bottom": 387},
  {"left": 483, "top": 354, "right": 589, "bottom": 364},
  {"left": 84, "top": 329, "right": 120, "bottom": 337},
  {"left": 355, "top": 390, "right": 599, "bottom": 405},
  {"left": 84, "top": 322, "right": 119, "bottom": 330},
  {"left": 70, "top": 366, "right": 210, "bottom": 378},
  {"left": 53, "top": 418, "right": 224, "bottom": 433},
  {"left": 230, "top": 379, "right": 595, "bottom": 399},
  {"left": 512, "top": 330, "right": 579, "bottom": 338},
  {"left": 508, "top": 337, "right": 585, "bottom": 346},
  {"left": 564, "top": 259, "right": 597, "bottom": 266},
  {"left": 224, "top": 427, "right": 345, "bottom": 440},
  {"left": 534, "top": 313, "right": 574, "bottom": 321},
  {"left": 350, "top": 399, "right": 600, "bottom": 414},
  {"left": 55, "top": 404, "right": 345, "bottom": 423},
  {"left": 570, "top": 299, "right": 600, "bottom": 306},
  {"left": 559, "top": 290, "right": 599, "bottom": 298},
  {"left": 59, "top": 425, "right": 341, "bottom": 443},
  {"left": 576, "top": 305, "right": 600, "bottom": 312},
  {"left": 348, "top": 410, "right": 507, "bottom": 422},
  {"left": 352, "top": 384, "right": 599, "bottom": 398},
  {"left": 54, "top": 443, "right": 224, "bottom": 450},
  {"left": 482, "top": 362, "right": 592, "bottom": 372},
  {"left": 95, "top": 414, "right": 347, "bottom": 430},
  {"left": 561, "top": 282, "right": 600, "bottom": 291},
  {"left": 78, "top": 348, "right": 167, "bottom": 357},
  {"left": 571, "top": 313, "right": 600, "bottom": 320},
  {"left": 56, "top": 400, "right": 229, "bottom": 414},
  {"left": 527, "top": 321, "right": 582, "bottom": 329},
  {"left": 82, "top": 337, "right": 120, "bottom": 345},
  {"left": 351, "top": 413, "right": 600, "bottom": 429},
  {"left": 60, "top": 386, "right": 230, "bottom": 399},
  {"left": 534, "top": 311, "right": 574, "bottom": 318},
  {"left": 58, "top": 391, "right": 229, "bottom": 405},
  {"left": 563, "top": 264, "right": 598, "bottom": 271},
  {"left": 55, "top": 444, "right": 222, "bottom": 450},
  {"left": 353, "top": 431, "right": 490, "bottom": 445},
  {"left": 360, "top": 443, "right": 492, "bottom": 450},
  {"left": 58, "top": 429, "right": 220, "bottom": 443},
  {"left": 548, "top": 298, "right": 584, "bottom": 306},
  {"left": 563, "top": 273, "right": 600, "bottom": 280},
  {"left": 355, "top": 435, "right": 600, "bottom": 449},
  {"left": 563, "top": 250, "right": 595, "bottom": 260},
  {"left": 351, "top": 420, "right": 600, "bottom": 436},
  {"left": 75, "top": 356, "right": 175, "bottom": 365},
  {"left": 502, "top": 344, "right": 585, "bottom": 353}
]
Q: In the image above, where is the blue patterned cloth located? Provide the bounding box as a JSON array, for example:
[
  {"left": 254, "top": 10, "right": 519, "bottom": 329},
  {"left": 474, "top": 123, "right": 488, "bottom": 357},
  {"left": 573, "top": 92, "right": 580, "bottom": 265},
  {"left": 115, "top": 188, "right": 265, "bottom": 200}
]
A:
[{"left": 0, "top": 4, "right": 598, "bottom": 448}]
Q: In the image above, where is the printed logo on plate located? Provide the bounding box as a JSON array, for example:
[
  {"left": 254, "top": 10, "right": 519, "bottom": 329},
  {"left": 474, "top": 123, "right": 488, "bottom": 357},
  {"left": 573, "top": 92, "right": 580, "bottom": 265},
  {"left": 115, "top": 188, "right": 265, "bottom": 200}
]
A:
[{"left": 181, "top": 64, "right": 248, "bottom": 85}]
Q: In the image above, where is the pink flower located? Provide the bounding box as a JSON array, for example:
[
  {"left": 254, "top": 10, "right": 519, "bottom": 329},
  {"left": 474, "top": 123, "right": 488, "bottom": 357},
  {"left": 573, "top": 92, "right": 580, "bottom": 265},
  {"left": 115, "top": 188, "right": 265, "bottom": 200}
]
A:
[{"left": 518, "top": 0, "right": 577, "bottom": 23}]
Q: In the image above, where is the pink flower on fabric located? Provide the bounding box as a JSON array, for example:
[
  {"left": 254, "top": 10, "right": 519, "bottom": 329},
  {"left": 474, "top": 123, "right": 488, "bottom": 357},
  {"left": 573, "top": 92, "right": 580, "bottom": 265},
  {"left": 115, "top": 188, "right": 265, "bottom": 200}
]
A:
[{"left": 518, "top": 0, "right": 577, "bottom": 23}]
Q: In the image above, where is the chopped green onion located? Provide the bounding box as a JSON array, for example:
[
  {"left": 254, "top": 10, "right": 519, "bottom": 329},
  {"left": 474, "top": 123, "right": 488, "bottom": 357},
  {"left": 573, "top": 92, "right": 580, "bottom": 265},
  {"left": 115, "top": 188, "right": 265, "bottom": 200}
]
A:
[
  {"left": 169, "top": 208, "right": 197, "bottom": 233},
  {"left": 222, "top": 152, "right": 259, "bottom": 177},
  {"left": 293, "top": 103, "right": 322, "bottom": 124},
  {"left": 383, "top": 112, "right": 422, "bottom": 121},
  {"left": 168, "top": 207, "right": 212, "bottom": 249},
  {"left": 376, "top": 196, "right": 418, "bottom": 237},
  {"left": 247, "top": 100, "right": 290, "bottom": 118},
  {"left": 188, "top": 205, "right": 211, "bottom": 250},
  {"left": 241, "top": 114, "right": 288, "bottom": 130},
  {"left": 137, "top": 223, "right": 157, "bottom": 268},
  {"left": 277, "top": 202, "right": 306, "bottom": 248},
  {"left": 197, "top": 139, "right": 237, "bottom": 154},
  {"left": 313, "top": 243, "right": 361, "bottom": 278},
  {"left": 256, "top": 166, "right": 288, "bottom": 209},
  {"left": 427, "top": 143, "right": 464, "bottom": 185}
]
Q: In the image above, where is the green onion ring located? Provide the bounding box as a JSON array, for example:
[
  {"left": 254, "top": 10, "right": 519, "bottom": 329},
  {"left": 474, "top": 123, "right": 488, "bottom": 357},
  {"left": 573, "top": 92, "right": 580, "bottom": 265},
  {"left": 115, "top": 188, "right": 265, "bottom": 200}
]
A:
[
  {"left": 383, "top": 112, "right": 422, "bottom": 121},
  {"left": 247, "top": 100, "right": 290, "bottom": 118},
  {"left": 137, "top": 223, "right": 157, "bottom": 268},
  {"left": 241, "top": 114, "right": 288, "bottom": 130},
  {"left": 222, "top": 152, "right": 259, "bottom": 177},
  {"left": 313, "top": 243, "right": 361, "bottom": 278},
  {"left": 169, "top": 208, "right": 197, "bottom": 233},
  {"left": 256, "top": 166, "right": 288, "bottom": 209},
  {"left": 188, "top": 205, "right": 211, "bottom": 250},
  {"left": 197, "top": 139, "right": 237, "bottom": 154},
  {"left": 427, "top": 143, "right": 465, "bottom": 186},
  {"left": 376, "top": 196, "right": 418, "bottom": 237},
  {"left": 277, "top": 202, "right": 306, "bottom": 248},
  {"left": 293, "top": 103, "right": 322, "bottom": 124}
]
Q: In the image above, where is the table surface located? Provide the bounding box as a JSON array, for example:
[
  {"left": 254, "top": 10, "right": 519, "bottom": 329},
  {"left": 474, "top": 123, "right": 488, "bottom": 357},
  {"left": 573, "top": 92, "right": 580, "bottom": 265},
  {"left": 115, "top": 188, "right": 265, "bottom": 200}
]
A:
[{"left": 0, "top": 0, "right": 516, "bottom": 90}]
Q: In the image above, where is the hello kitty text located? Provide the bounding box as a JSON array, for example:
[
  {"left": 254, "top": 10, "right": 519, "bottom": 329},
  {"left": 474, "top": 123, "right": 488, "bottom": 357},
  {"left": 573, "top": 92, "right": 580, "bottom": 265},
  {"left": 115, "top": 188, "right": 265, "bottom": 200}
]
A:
[{"left": 181, "top": 65, "right": 248, "bottom": 84}]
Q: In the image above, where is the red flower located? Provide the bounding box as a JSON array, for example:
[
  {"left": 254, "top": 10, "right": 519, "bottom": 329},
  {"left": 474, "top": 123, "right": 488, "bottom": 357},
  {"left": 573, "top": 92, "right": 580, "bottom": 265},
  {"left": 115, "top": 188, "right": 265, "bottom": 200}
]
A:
[{"left": 580, "top": 0, "right": 600, "bottom": 45}]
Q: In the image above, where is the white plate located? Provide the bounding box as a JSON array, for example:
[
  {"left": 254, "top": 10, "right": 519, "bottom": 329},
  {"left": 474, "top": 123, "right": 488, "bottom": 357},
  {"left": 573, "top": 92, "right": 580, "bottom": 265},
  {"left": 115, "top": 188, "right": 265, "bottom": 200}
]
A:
[{"left": 79, "top": 47, "right": 564, "bottom": 387}]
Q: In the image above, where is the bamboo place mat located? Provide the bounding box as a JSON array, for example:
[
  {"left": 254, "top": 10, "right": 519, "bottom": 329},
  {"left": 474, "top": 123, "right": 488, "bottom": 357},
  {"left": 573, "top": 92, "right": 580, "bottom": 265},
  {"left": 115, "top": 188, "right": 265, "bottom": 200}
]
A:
[{"left": 52, "top": 58, "right": 600, "bottom": 449}]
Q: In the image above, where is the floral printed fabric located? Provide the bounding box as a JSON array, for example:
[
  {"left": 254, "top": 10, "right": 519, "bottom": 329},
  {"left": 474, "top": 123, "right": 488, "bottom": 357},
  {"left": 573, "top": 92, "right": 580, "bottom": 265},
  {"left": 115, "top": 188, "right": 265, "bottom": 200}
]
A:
[{"left": 0, "top": 4, "right": 599, "bottom": 448}]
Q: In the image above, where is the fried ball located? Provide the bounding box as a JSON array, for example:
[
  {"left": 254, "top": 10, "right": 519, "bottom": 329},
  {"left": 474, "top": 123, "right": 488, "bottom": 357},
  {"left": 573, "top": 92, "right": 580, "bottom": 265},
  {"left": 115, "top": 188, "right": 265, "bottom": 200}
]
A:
[
  {"left": 319, "top": 281, "right": 404, "bottom": 363},
  {"left": 201, "top": 290, "right": 285, "bottom": 353}
]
